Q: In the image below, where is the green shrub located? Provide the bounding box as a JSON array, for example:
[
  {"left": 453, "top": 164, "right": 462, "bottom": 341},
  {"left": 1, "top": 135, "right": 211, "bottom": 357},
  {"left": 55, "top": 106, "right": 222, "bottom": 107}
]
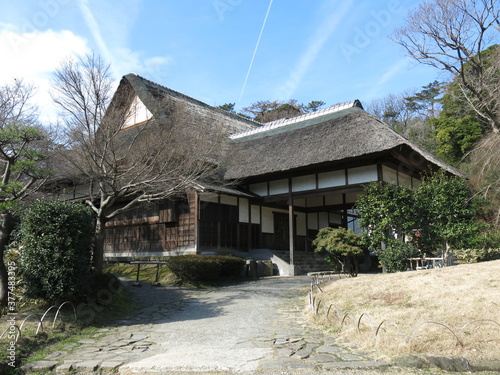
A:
[
  {"left": 377, "top": 241, "right": 418, "bottom": 273},
  {"left": 313, "top": 227, "right": 363, "bottom": 276},
  {"left": 453, "top": 248, "right": 500, "bottom": 263},
  {"left": 19, "top": 201, "right": 95, "bottom": 302},
  {"left": 166, "top": 255, "right": 245, "bottom": 282},
  {"left": 217, "top": 256, "right": 246, "bottom": 277}
]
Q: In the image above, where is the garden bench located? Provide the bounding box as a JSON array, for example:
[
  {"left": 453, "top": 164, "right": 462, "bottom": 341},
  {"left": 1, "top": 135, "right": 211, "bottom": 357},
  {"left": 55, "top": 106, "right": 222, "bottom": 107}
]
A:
[
  {"left": 130, "top": 261, "right": 169, "bottom": 287},
  {"left": 408, "top": 257, "right": 444, "bottom": 270}
]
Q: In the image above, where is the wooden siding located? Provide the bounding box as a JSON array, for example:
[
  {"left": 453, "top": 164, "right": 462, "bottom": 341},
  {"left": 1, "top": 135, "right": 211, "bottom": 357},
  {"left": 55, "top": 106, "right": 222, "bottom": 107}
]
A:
[{"left": 104, "top": 190, "right": 198, "bottom": 255}]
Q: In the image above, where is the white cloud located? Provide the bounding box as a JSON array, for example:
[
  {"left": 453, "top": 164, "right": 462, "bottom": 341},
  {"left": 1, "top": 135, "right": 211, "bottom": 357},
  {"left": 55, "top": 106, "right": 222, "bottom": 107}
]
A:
[
  {"left": 77, "top": 0, "right": 114, "bottom": 74},
  {"left": 77, "top": 0, "right": 171, "bottom": 80},
  {"left": 377, "top": 58, "right": 408, "bottom": 86},
  {"left": 0, "top": 28, "right": 88, "bottom": 82},
  {"left": 112, "top": 47, "right": 172, "bottom": 81},
  {"left": 364, "top": 58, "right": 409, "bottom": 100},
  {"left": 0, "top": 27, "right": 89, "bottom": 123},
  {"left": 276, "top": 0, "right": 355, "bottom": 99}
]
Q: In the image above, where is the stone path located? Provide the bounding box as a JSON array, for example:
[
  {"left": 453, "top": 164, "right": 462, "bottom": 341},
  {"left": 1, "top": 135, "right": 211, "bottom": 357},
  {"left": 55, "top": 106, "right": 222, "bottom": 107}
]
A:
[{"left": 21, "top": 276, "right": 388, "bottom": 374}]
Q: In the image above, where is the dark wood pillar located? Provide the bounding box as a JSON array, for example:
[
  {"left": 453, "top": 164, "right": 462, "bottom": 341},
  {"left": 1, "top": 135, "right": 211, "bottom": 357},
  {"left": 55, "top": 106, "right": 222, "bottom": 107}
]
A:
[
  {"left": 247, "top": 199, "right": 252, "bottom": 251},
  {"left": 217, "top": 194, "right": 221, "bottom": 249},
  {"left": 288, "top": 179, "right": 296, "bottom": 275}
]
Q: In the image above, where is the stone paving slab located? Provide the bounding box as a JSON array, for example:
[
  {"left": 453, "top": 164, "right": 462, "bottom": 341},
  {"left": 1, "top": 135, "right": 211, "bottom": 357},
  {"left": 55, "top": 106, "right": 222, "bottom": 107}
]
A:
[
  {"left": 322, "top": 360, "right": 390, "bottom": 369},
  {"left": 19, "top": 277, "right": 392, "bottom": 374},
  {"left": 55, "top": 363, "right": 73, "bottom": 373},
  {"left": 74, "top": 360, "right": 101, "bottom": 371},
  {"left": 21, "top": 360, "right": 58, "bottom": 372}
]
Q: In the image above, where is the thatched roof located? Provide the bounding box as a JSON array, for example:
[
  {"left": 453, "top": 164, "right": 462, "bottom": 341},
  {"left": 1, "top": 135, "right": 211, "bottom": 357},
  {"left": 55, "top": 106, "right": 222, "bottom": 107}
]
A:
[
  {"left": 60, "top": 74, "right": 462, "bottom": 187},
  {"left": 122, "top": 73, "right": 258, "bottom": 134},
  {"left": 224, "top": 102, "right": 464, "bottom": 180}
]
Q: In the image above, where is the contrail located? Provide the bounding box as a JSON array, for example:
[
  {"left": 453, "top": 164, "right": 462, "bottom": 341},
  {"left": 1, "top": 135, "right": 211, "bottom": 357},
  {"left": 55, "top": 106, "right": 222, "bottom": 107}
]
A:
[
  {"left": 238, "top": 0, "right": 274, "bottom": 103},
  {"left": 78, "top": 0, "right": 116, "bottom": 76}
]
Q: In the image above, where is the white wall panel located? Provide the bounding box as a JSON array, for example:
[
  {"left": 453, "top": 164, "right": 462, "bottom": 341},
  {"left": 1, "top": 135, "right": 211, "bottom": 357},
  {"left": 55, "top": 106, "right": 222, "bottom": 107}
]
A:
[
  {"left": 329, "top": 213, "right": 343, "bottom": 225},
  {"left": 261, "top": 207, "right": 273, "bottom": 233},
  {"left": 399, "top": 173, "right": 412, "bottom": 188},
  {"left": 308, "top": 213, "right": 318, "bottom": 230},
  {"left": 318, "top": 170, "right": 345, "bottom": 188},
  {"left": 123, "top": 95, "right": 153, "bottom": 129},
  {"left": 383, "top": 165, "right": 398, "bottom": 185},
  {"left": 325, "top": 194, "right": 343, "bottom": 205},
  {"left": 292, "top": 175, "right": 316, "bottom": 192},
  {"left": 249, "top": 182, "right": 268, "bottom": 196},
  {"left": 297, "top": 212, "right": 306, "bottom": 236},
  {"left": 251, "top": 205, "right": 261, "bottom": 224},
  {"left": 307, "top": 196, "right": 324, "bottom": 207},
  {"left": 220, "top": 195, "right": 237, "bottom": 206},
  {"left": 345, "top": 192, "right": 359, "bottom": 203},
  {"left": 348, "top": 165, "right": 378, "bottom": 184},
  {"left": 239, "top": 198, "right": 249, "bottom": 223},
  {"left": 269, "top": 179, "right": 288, "bottom": 195},
  {"left": 200, "top": 193, "right": 218, "bottom": 203},
  {"left": 319, "top": 212, "right": 329, "bottom": 228},
  {"left": 294, "top": 198, "right": 306, "bottom": 207}
]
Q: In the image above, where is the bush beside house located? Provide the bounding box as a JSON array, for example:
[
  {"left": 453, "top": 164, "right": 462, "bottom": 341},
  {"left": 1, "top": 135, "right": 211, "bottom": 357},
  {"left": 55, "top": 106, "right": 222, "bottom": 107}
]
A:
[
  {"left": 19, "top": 201, "right": 95, "bottom": 303},
  {"left": 166, "top": 255, "right": 245, "bottom": 283}
]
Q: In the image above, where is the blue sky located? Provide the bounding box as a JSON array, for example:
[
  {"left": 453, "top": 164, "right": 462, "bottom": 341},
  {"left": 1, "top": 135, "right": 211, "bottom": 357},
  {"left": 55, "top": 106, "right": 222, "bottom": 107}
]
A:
[{"left": 0, "top": 0, "right": 448, "bottom": 121}]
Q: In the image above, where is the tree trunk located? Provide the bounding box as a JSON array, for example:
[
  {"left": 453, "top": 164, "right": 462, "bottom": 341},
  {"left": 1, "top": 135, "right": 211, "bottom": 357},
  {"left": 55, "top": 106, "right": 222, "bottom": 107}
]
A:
[
  {"left": 442, "top": 240, "right": 451, "bottom": 266},
  {"left": 0, "top": 213, "right": 14, "bottom": 307},
  {"left": 93, "top": 218, "right": 106, "bottom": 275}
]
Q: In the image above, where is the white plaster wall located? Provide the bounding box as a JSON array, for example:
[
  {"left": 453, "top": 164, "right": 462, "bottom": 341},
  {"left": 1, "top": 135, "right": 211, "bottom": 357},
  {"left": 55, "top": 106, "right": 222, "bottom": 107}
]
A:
[
  {"left": 325, "top": 194, "right": 343, "bottom": 205},
  {"left": 318, "top": 212, "right": 329, "bottom": 228},
  {"left": 220, "top": 195, "right": 237, "bottom": 206},
  {"left": 249, "top": 182, "right": 268, "bottom": 196},
  {"left": 200, "top": 193, "right": 218, "bottom": 203},
  {"left": 345, "top": 192, "right": 359, "bottom": 203},
  {"left": 292, "top": 175, "right": 316, "bottom": 192},
  {"left": 239, "top": 198, "right": 249, "bottom": 223},
  {"left": 307, "top": 196, "right": 324, "bottom": 207},
  {"left": 297, "top": 212, "right": 306, "bottom": 236},
  {"left": 348, "top": 165, "right": 378, "bottom": 185},
  {"left": 261, "top": 207, "right": 275, "bottom": 233},
  {"left": 329, "top": 213, "right": 342, "bottom": 225},
  {"left": 294, "top": 198, "right": 306, "bottom": 207},
  {"left": 269, "top": 179, "right": 288, "bottom": 195},
  {"left": 123, "top": 95, "right": 153, "bottom": 129},
  {"left": 318, "top": 170, "right": 345, "bottom": 188},
  {"left": 383, "top": 165, "right": 398, "bottom": 185},
  {"left": 308, "top": 213, "right": 318, "bottom": 230},
  {"left": 399, "top": 173, "right": 412, "bottom": 188},
  {"left": 251, "top": 205, "right": 261, "bottom": 224}
]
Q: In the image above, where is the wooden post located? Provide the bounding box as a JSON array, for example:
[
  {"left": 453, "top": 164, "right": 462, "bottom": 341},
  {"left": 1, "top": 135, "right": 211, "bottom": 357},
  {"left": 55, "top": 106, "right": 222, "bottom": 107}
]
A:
[
  {"left": 288, "top": 179, "right": 296, "bottom": 276},
  {"left": 248, "top": 200, "right": 252, "bottom": 251}
]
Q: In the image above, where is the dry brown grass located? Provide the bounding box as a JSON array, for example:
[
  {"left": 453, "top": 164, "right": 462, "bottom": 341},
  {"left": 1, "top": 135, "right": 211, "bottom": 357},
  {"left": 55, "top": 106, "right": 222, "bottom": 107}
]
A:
[{"left": 309, "top": 260, "right": 500, "bottom": 362}]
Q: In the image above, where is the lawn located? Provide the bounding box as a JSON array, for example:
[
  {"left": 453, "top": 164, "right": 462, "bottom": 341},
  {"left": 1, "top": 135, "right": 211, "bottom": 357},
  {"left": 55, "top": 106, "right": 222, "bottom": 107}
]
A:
[{"left": 309, "top": 260, "right": 500, "bottom": 363}]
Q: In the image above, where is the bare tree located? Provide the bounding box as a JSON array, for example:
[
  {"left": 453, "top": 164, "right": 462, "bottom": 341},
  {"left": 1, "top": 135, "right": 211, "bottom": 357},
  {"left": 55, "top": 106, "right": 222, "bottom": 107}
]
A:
[
  {"left": 0, "top": 80, "right": 52, "bottom": 306},
  {"left": 365, "top": 91, "right": 415, "bottom": 133},
  {"left": 392, "top": 0, "right": 500, "bottom": 133},
  {"left": 241, "top": 99, "right": 325, "bottom": 123},
  {"left": 52, "top": 54, "right": 230, "bottom": 274},
  {"left": 465, "top": 133, "right": 500, "bottom": 228}
]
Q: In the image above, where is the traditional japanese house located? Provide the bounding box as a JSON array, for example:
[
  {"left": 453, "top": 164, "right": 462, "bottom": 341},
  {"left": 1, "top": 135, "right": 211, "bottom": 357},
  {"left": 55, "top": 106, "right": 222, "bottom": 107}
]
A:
[{"left": 55, "top": 74, "right": 463, "bottom": 275}]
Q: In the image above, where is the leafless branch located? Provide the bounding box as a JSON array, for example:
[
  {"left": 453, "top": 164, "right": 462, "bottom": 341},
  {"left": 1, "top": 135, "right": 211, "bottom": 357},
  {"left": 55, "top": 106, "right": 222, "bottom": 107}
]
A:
[{"left": 392, "top": 0, "right": 500, "bottom": 133}]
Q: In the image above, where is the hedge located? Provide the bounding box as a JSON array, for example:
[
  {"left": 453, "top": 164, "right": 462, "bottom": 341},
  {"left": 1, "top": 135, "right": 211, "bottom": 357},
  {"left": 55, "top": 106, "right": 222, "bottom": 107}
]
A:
[
  {"left": 166, "top": 255, "right": 245, "bottom": 282},
  {"left": 19, "top": 200, "right": 95, "bottom": 302}
]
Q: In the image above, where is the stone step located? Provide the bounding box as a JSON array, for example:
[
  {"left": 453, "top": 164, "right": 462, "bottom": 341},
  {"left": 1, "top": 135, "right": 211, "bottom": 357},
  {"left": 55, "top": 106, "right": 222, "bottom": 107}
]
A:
[{"left": 271, "top": 250, "right": 334, "bottom": 275}]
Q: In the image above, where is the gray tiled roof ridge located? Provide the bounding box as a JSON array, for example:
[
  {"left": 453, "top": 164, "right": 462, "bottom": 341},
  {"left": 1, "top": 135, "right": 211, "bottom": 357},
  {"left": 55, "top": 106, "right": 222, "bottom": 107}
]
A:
[{"left": 229, "top": 99, "right": 362, "bottom": 140}]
